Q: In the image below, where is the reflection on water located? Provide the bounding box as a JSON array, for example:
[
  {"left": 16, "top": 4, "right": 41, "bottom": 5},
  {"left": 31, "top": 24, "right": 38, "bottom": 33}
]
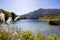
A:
[
  {"left": 13, "top": 19, "right": 60, "bottom": 36},
  {"left": 0, "top": 19, "right": 60, "bottom": 36},
  {"left": 0, "top": 23, "right": 21, "bottom": 33}
]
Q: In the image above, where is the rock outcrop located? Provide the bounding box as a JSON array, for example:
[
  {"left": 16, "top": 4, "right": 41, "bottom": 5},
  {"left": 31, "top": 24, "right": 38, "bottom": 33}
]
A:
[
  {"left": 14, "top": 16, "right": 20, "bottom": 21},
  {"left": 0, "top": 12, "right": 5, "bottom": 23},
  {"left": 49, "top": 21, "right": 60, "bottom": 25},
  {"left": 0, "top": 9, "right": 20, "bottom": 24},
  {"left": 6, "top": 17, "right": 12, "bottom": 24}
]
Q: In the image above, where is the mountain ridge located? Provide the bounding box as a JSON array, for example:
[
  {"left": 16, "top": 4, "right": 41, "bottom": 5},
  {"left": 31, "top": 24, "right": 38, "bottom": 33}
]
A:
[{"left": 21, "top": 8, "right": 60, "bottom": 19}]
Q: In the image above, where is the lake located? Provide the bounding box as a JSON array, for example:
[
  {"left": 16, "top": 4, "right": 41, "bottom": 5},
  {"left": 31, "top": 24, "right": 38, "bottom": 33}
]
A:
[
  {"left": 12, "top": 19, "right": 60, "bottom": 36},
  {"left": 1, "top": 19, "right": 60, "bottom": 36}
]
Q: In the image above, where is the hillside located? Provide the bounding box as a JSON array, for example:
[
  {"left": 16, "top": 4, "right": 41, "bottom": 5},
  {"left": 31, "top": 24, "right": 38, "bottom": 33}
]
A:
[
  {"left": 39, "top": 15, "right": 60, "bottom": 21},
  {"left": 38, "top": 15, "right": 60, "bottom": 25},
  {"left": 21, "top": 8, "right": 60, "bottom": 19}
]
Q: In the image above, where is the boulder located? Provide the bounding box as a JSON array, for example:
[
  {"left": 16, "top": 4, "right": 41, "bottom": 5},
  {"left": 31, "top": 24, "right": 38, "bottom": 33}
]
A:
[{"left": 49, "top": 21, "right": 60, "bottom": 25}]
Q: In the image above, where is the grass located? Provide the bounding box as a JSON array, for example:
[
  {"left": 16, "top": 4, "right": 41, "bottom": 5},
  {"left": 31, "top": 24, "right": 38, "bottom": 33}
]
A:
[
  {"left": 0, "top": 30, "right": 60, "bottom": 40},
  {"left": 39, "top": 15, "right": 60, "bottom": 21},
  {"left": 0, "top": 23, "right": 60, "bottom": 40}
]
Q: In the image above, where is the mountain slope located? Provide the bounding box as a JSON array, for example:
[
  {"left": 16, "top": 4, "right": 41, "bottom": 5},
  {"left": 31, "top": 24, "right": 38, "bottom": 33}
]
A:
[{"left": 21, "top": 8, "right": 60, "bottom": 19}]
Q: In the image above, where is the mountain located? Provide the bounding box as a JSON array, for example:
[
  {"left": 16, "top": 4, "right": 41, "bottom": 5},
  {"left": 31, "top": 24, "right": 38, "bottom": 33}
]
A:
[{"left": 21, "top": 8, "right": 60, "bottom": 19}]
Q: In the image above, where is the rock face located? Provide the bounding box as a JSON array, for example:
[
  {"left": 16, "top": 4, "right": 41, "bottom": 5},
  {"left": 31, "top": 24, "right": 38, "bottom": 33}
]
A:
[
  {"left": 0, "top": 12, "right": 5, "bottom": 23},
  {"left": 0, "top": 9, "right": 20, "bottom": 24},
  {"left": 6, "top": 17, "right": 12, "bottom": 24},
  {"left": 14, "top": 16, "right": 20, "bottom": 21},
  {"left": 0, "top": 12, "right": 19, "bottom": 24}
]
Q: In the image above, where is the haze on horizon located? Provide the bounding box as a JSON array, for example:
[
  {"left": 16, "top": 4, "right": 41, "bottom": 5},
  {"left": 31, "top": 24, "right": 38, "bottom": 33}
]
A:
[{"left": 0, "top": 0, "right": 60, "bottom": 15}]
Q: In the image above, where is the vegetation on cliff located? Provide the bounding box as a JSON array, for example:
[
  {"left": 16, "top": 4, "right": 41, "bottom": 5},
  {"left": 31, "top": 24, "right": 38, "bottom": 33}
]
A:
[
  {"left": 0, "top": 9, "right": 11, "bottom": 16},
  {"left": 0, "top": 9, "right": 20, "bottom": 21}
]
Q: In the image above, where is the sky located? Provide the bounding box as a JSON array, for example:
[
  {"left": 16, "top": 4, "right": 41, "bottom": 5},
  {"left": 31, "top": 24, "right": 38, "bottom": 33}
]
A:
[{"left": 0, "top": 0, "right": 60, "bottom": 15}]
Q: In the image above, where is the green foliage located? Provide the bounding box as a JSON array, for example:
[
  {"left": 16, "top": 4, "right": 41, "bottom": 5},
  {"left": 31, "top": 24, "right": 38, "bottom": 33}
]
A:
[
  {"left": 0, "top": 31, "right": 59, "bottom": 40},
  {"left": 0, "top": 31, "right": 10, "bottom": 40},
  {"left": 39, "top": 15, "right": 60, "bottom": 20},
  {"left": 0, "top": 9, "right": 11, "bottom": 16},
  {"left": 18, "top": 31, "right": 34, "bottom": 40},
  {"left": 48, "top": 34, "right": 57, "bottom": 40}
]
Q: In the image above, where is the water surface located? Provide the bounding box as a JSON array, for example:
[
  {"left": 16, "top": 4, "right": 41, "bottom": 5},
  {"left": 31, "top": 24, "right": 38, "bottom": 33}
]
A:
[{"left": 13, "top": 19, "right": 60, "bottom": 36}]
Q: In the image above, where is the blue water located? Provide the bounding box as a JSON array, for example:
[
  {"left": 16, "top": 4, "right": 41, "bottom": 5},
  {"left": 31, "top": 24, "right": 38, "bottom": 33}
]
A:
[
  {"left": 0, "top": 19, "right": 59, "bottom": 36},
  {"left": 12, "top": 19, "right": 60, "bottom": 36}
]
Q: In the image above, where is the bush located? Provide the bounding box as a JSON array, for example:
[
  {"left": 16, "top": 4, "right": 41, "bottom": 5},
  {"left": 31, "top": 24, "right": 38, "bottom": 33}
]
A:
[{"left": 0, "top": 30, "right": 59, "bottom": 40}]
